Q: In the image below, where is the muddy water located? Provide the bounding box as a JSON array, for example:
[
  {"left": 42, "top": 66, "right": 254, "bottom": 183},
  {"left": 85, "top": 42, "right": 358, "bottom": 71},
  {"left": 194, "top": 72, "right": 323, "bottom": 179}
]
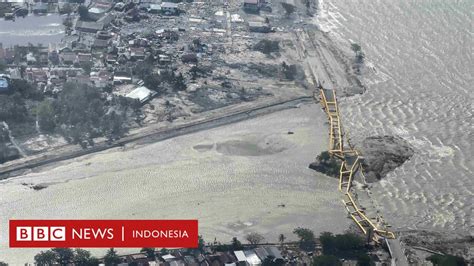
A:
[{"left": 316, "top": 0, "right": 472, "bottom": 234}]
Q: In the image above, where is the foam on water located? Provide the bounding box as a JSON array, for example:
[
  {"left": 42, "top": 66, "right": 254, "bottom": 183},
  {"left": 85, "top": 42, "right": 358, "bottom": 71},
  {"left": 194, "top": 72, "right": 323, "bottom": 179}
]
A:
[{"left": 317, "top": 0, "right": 473, "bottom": 234}]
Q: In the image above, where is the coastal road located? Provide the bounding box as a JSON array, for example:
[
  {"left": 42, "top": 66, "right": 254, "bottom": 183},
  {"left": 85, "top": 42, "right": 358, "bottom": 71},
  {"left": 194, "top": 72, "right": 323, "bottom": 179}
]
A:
[
  {"left": 387, "top": 238, "right": 410, "bottom": 266},
  {"left": 0, "top": 96, "right": 313, "bottom": 179}
]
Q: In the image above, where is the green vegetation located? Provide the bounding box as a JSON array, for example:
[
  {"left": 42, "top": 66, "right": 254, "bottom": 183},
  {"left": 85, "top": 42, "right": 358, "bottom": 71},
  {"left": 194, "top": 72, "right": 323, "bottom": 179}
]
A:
[
  {"left": 140, "top": 247, "right": 156, "bottom": 260},
  {"left": 36, "top": 99, "right": 56, "bottom": 133},
  {"left": 36, "top": 83, "right": 141, "bottom": 148},
  {"left": 281, "top": 62, "right": 298, "bottom": 80},
  {"left": 134, "top": 63, "right": 187, "bottom": 92},
  {"left": 293, "top": 227, "right": 316, "bottom": 252},
  {"left": 198, "top": 235, "right": 206, "bottom": 252},
  {"left": 427, "top": 254, "right": 467, "bottom": 266},
  {"left": 357, "top": 253, "right": 375, "bottom": 266},
  {"left": 278, "top": 234, "right": 286, "bottom": 246},
  {"left": 52, "top": 248, "right": 74, "bottom": 265},
  {"left": 281, "top": 2, "right": 296, "bottom": 17},
  {"left": 0, "top": 60, "right": 6, "bottom": 71},
  {"left": 312, "top": 255, "right": 342, "bottom": 266},
  {"left": 231, "top": 237, "right": 243, "bottom": 251},
  {"left": 104, "top": 248, "right": 121, "bottom": 265},
  {"left": 262, "top": 256, "right": 285, "bottom": 266},
  {"left": 34, "top": 248, "right": 100, "bottom": 265},
  {"left": 254, "top": 39, "right": 280, "bottom": 55},
  {"left": 78, "top": 5, "right": 89, "bottom": 20},
  {"left": 74, "top": 248, "right": 100, "bottom": 266},
  {"left": 211, "top": 237, "right": 243, "bottom": 252},
  {"left": 10, "top": 79, "right": 43, "bottom": 100},
  {"left": 319, "top": 232, "right": 373, "bottom": 265},
  {"left": 34, "top": 250, "right": 57, "bottom": 265},
  {"left": 307, "top": 231, "right": 371, "bottom": 265},
  {"left": 245, "top": 232, "right": 265, "bottom": 246},
  {"left": 0, "top": 93, "right": 27, "bottom": 122},
  {"left": 0, "top": 261, "right": 8, "bottom": 266},
  {"left": 60, "top": 3, "right": 73, "bottom": 15},
  {"left": 80, "top": 61, "right": 94, "bottom": 75}
]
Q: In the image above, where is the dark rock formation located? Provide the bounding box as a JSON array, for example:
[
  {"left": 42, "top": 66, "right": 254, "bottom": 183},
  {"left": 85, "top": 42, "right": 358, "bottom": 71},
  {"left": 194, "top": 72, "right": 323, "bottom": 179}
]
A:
[
  {"left": 360, "top": 135, "right": 414, "bottom": 182},
  {"left": 308, "top": 151, "right": 341, "bottom": 178}
]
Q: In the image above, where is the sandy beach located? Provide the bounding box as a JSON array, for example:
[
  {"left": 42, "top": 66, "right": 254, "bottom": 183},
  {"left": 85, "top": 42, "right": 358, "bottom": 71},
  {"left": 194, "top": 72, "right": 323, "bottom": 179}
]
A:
[{"left": 0, "top": 104, "right": 350, "bottom": 264}]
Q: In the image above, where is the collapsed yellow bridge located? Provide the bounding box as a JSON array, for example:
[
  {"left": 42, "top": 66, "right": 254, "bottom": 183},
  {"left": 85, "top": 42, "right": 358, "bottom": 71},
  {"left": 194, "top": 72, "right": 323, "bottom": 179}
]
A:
[{"left": 317, "top": 87, "right": 395, "bottom": 243}]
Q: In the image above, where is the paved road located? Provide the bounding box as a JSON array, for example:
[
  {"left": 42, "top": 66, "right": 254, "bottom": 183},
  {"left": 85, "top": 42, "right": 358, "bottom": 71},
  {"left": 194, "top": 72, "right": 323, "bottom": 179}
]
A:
[{"left": 387, "top": 238, "right": 410, "bottom": 266}]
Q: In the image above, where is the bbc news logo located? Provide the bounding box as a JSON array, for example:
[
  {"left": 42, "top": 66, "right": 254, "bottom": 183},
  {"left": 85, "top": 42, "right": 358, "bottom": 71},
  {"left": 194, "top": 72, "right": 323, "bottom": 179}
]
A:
[
  {"left": 17, "top": 226, "right": 66, "bottom": 241},
  {"left": 10, "top": 220, "right": 198, "bottom": 248}
]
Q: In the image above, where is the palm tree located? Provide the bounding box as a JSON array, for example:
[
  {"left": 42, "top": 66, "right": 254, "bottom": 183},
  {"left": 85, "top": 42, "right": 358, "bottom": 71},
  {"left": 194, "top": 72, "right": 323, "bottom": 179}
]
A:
[{"left": 278, "top": 234, "right": 286, "bottom": 246}]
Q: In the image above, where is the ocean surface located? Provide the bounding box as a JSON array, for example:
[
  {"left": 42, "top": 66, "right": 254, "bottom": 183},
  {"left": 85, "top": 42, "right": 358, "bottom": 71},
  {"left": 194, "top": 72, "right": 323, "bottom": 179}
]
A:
[
  {"left": 0, "top": 14, "right": 64, "bottom": 47},
  {"left": 316, "top": 0, "right": 472, "bottom": 234}
]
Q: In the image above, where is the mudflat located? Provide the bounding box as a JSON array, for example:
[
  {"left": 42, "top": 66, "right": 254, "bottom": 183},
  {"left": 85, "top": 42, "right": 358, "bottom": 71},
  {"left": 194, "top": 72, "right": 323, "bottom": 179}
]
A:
[{"left": 0, "top": 104, "right": 350, "bottom": 263}]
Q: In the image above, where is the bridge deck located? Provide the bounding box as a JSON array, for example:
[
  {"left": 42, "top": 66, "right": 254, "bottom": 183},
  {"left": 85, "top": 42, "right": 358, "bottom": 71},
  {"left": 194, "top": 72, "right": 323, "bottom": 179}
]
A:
[{"left": 318, "top": 88, "right": 396, "bottom": 243}]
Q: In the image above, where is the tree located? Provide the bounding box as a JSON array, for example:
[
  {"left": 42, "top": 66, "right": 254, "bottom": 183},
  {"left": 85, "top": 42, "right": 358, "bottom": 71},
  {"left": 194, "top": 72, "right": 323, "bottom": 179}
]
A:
[
  {"left": 80, "top": 61, "right": 94, "bottom": 75},
  {"left": 61, "top": 3, "right": 73, "bottom": 15},
  {"left": 319, "top": 232, "right": 336, "bottom": 255},
  {"left": 0, "top": 93, "right": 28, "bottom": 122},
  {"left": 173, "top": 73, "right": 187, "bottom": 91},
  {"left": 278, "top": 234, "right": 286, "bottom": 246},
  {"left": 281, "top": 2, "right": 296, "bottom": 17},
  {"left": 103, "top": 248, "right": 121, "bottom": 265},
  {"left": 74, "top": 248, "right": 99, "bottom": 266},
  {"left": 262, "top": 256, "right": 285, "bottom": 266},
  {"left": 254, "top": 39, "right": 279, "bottom": 54},
  {"left": 293, "top": 227, "right": 316, "bottom": 251},
  {"left": 140, "top": 248, "right": 156, "bottom": 260},
  {"left": 36, "top": 99, "right": 56, "bottom": 133},
  {"left": 198, "top": 235, "right": 205, "bottom": 252},
  {"left": 312, "top": 255, "right": 342, "bottom": 266},
  {"left": 34, "top": 250, "right": 57, "bottom": 265},
  {"left": 0, "top": 61, "right": 7, "bottom": 71},
  {"left": 10, "top": 79, "right": 41, "bottom": 100},
  {"left": 55, "top": 83, "right": 104, "bottom": 146},
  {"left": 0, "top": 262, "right": 8, "bottom": 266},
  {"left": 427, "top": 254, "right": 467, "bottom": 266},
  {"left": 101, "top": 111, "right": 128, "bottom": 142},
  {"left": 52, "top": 248, "right": 74, "bottom": 265},
  {"left": 245, "top": 232, "right": 265, "bottom": 246},
  {"left": 231, "top": 237, "right": 243, "bottom": 251},
  {"left": 87, "top": 257, "right": 100, "bottom": 266},
  {"left": 78, "top": 5, "right": 89, "bottom": 20},
  {"left": 333, "top": 233, "right": 364, "bottom": 252},
  {"left": 63, "top": 17, "right": 73, "bottom": 28},
  {"left": 357, "top": 254, "right": 375, "bottom": 266},
  {"left": 159, "top": 248, "right": 170, "bottom": 255}
]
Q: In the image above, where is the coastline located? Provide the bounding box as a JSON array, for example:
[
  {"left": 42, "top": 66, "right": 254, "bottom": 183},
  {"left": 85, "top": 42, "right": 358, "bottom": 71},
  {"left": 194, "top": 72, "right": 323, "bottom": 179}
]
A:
[{"left": 0, "top": 103, "right": 352, "bottom": 264}]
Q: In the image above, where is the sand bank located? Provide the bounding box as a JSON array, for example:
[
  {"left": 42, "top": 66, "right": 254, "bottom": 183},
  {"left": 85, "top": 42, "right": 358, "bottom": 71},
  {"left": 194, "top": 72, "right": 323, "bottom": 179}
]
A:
[{"left": 0, "top": 104, "right": 350, "bottom": 263}]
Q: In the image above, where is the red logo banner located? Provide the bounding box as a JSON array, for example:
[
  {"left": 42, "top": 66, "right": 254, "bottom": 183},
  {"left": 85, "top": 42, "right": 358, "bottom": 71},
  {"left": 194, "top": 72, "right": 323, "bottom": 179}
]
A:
[{"left": 9, "top": 220, "right": 198, "bottom": 248}]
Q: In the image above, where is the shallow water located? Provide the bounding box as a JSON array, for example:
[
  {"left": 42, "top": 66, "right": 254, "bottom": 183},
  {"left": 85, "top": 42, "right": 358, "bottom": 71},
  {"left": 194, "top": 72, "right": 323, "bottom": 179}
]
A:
[
  {"left": 317, "top": 0, "right": 473, "bottom": 234},
  {"left": 0, "top": 14, "right": 64, "bottom": 47}
]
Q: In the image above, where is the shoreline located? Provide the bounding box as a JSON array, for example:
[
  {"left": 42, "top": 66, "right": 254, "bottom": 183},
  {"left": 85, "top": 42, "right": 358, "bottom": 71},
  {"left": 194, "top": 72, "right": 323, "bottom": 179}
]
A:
[
  {"left": 0, "top": 95, "right": 313, "bottom": 179},
  {"left": 0, "top": 103, "right": 351, "bottom": 264}
]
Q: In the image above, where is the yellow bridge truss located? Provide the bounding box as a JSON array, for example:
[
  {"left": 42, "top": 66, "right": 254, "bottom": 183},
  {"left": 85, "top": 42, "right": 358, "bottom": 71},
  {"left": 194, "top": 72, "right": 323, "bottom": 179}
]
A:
[{"left": 317, "top": 87, "right": 395, "bottom": 242}]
